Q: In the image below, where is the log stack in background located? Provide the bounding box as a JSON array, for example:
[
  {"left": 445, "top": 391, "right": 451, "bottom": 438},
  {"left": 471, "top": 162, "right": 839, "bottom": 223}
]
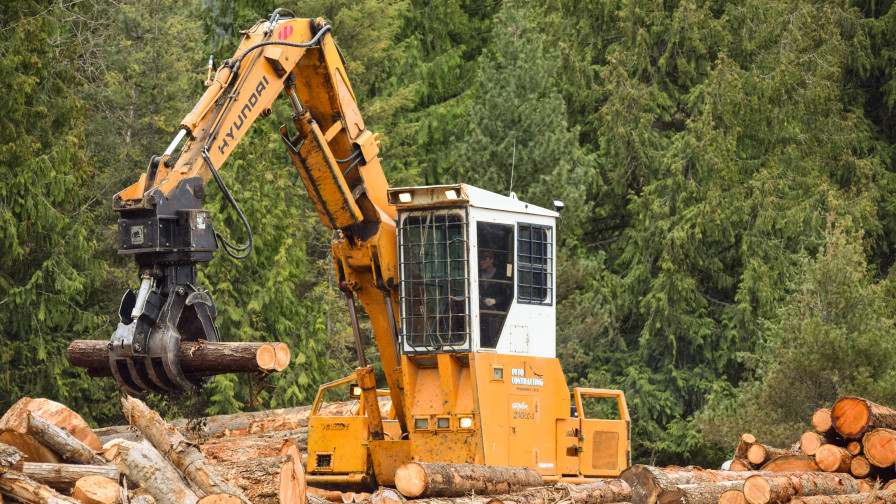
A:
[{"left": 5, "top": 394, "right": 896, "bottom": 504}]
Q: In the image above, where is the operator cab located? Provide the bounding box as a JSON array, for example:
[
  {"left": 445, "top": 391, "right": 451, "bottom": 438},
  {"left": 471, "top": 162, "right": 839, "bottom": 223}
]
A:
[{"left": 387, "top": 184, "right": 558, "bottom": 358}]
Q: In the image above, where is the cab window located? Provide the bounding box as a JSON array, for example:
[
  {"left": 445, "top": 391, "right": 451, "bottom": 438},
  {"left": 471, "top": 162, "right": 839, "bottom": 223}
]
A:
[
  {"left": 517, "top": 224, "right": 552, "bottom": 305},
  {"left": 477, "top": 222, "right": 514, "bottom": 348}
]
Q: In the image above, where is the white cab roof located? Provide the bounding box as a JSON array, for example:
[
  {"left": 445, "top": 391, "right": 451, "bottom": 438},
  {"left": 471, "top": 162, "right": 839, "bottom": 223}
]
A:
[{"left": 388, "top": 184, "right": 559, "bottom": 218}]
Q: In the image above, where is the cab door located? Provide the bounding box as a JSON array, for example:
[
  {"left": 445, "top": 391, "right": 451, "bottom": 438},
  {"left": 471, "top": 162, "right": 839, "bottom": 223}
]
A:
[{"left": 574, "top": 388, "right": 630, "bottom": 477}]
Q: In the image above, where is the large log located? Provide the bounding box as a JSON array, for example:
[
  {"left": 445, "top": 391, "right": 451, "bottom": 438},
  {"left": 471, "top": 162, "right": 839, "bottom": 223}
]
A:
[
  {"left": 790, "top": 491, "right": 896, "bottom": 504},
  {"left": 209, "top": 455, "right": 289, "bottom": 504},
  {"left": 658, "top": 481, "right": 745, "bottom": 504},
  {"left": 0, "top": 470, "right": 80, "bottom": 503},
  {"left": 199, "top": 427, "right": 308, "bottom": 464},
  {"left": 832, "top": 398, "right": 896, "bottom": 439},
  {"left": 815, "top": 445, "right": 852, "bottom": 473},
  {"left": 67, "top": 340, "right": 288, "bottom": 377},
  {"left": 0, "top": 398, "right": 101, "bottom": 463},
  {"left": 27, "top": 414, "right": 105, "bottom": 465},
  {"left": 71, "top": 475, "right": 120, "bottom": 504},
  {"left": 742, "top": 472, "right": 860, "bottom": 504},
  {"left": 862, "top": 429, "right": 896, "bottom": 468},
  {"left": 103, "top": 439, "right": 198, "bottom": 504},
  {"left": 13, "top": 462, "right": 119, "bottom": 490},
  {"left": 747, "top": 444, "right": 797, "bottom": 466},
  {"left": 120, "top": 396, "right": 248, "bottom": 503},
  {"left": 621, "top": 465, "right": 768, "bottom": 504},
  {"left": 760, "top": 455, "right": 819, "bottom": 472},
  {"left": 373, "top": 480, "right": 630, "bottom": 504},
  {"left": 394, "top": 463, "right": 544, "bottom": 498}
]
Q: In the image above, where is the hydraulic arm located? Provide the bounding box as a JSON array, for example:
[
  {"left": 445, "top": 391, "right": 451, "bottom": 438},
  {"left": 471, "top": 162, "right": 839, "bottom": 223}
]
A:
[{"left": 110, "top": 11, "right": 406, "bottom": 434}]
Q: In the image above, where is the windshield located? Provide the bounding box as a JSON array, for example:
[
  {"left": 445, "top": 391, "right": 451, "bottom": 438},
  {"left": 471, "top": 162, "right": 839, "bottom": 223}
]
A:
[{"left": 399, "top": 209, "right": 470, "bottom": 352}]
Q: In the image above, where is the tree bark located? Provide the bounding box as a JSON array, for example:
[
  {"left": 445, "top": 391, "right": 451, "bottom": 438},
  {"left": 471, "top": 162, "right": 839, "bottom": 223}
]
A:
[
  {"left": 103, "top": 439, "right": 198, "bottom": 504},
  {"left": 0, "top": 398, "right": 101, "bottom": 463},
  {"left": 394, "top": 463, "right": 544, "bottom": 498},
  {"left": 208, "top": 455, "right": 289, "bottom": 504},
  {"left": 747, "top": 444, "right": 797, "bottom": 466},
  {"left": 380, "top": 480, "right": 630, "bottom": 504},
  {"left": 790, "top": 491, "right": 896, "bottom": 504},
  {"left": 71, "top": 475, "right": 120, "bottom": 504},
  {"left": 197, "top": 495, "right": 243, "bottom": 504},
  {"left": 815, "top": 445, "right": 852, "bottom": 473},
  {"left": 742, "top": 472, "right": 859, "bottom": 504},
  {"left": 832, "top": 397, "right": 896, "bottom": 439},
  {"left": 13, "top": 462, "right": 118, "bottom": 491},
  {"left": 120, "top": 396, "right": 248, "bottom": 503},
  {"left": 27, "top": 414, "right": 105, "bottom": 466},
  {"left": 0, "top": 443, "right": 23, "bottom": 469},
  {"left": 760, "top": 455, "right": 819, "bottom": 472},
  {"left": 658, "top": 481, "right": 745, "bottom": 504},
  {"left": 621, "top": 465, "right": 772, "bottom": 504},
  {"left": 800, "top": 432, "right": 826, "bottom": 457},
  {"left": 0, "top": 470, "right": 80, "bottom": 503},
  {"left": 862, "top": 429, "right": 896, "bottom": 468},
  {"left": 67, "top": 340, "right": 288, "bottom": 378},
  {"left": 198, "top": 427, "right": 308, "bottom": 464}
]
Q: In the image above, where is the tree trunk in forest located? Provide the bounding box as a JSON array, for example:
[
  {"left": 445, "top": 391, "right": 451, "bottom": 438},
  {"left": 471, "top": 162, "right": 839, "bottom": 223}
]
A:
[
  {"left": 622, "top": 465, "right": 771, "bottom": 504},
  {"left": 103, "top": 439, "right": 198, "bottom": 504},
  {"left": 394, "top": 463, "right": 544, "bottom": 498},
  {"left": 71, "top": 475, "right": 120, "bottom": 504},
  {"left": 742, "top": 472, "right": 859, "bottom": 504},
  {"left": 13, "top": 462, "right": 118, "bottom": 490},
  {"left": 747, "top": 444, "right": 797, "bottom": 466},
  {"left": 800, "top": 432, "right": 826, "bottom": 456},
  {"left": 850, "top": 456, "right": 872, "bottom": 478},
  {"left": 815, "top": 445, "right": 852, "bottom": 473},
  {"left": 120, "top": 396, "right": 248, "bottom": 503},
  {"left": 0, "top": 398, "right": 100, "bottom": 463},
  {"left": 27, "top": 414, "right": 105, "bottom": 466},
  {"left": 67, "top": 340, "right": 288, "bottom": 378},
  {"left": 790, "top": 491, "right": 896, "bottom": 504},
  {"left": 760, "top": 456, "right": 819, "bottom": 472},
  {"left": 0, "top": 470, "right": 80, "bottom": 503},
  {"left": 862, "top": 429, "right": 896, "bottom": 468},
  {"left": 832, "top": 398, "right": 896, "bottom": 439}
]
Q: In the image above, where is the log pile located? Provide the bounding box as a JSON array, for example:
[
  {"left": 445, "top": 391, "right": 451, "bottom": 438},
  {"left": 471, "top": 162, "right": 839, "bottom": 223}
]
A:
[{"left": 6, "top": 394, "right": 896, "bottom": 504}]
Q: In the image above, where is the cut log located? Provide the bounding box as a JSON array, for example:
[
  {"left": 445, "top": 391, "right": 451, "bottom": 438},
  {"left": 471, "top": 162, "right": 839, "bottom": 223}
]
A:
[
  {"left": 103, "top": 439, "right": 198, "bottom": 504},
  {"left": 209, "top": 455, "right": 289, "bottom": 504},
  {"left": 273, "top": 343, "right": 291, "bottom": 371},
  {"left": 747, "top": 444, "right": 797, "bottom": 466},
  {"left": 14, "top": 462, "right": 119, "bottom": 490},
  {"left": 742, "top": 472, "right": 860, "bottom": 504},
  {"left": 846, "top": 442, "right": 862, "bottom": 456},
  {"left": 658, "top": 481, "right": 745, "bottom": 504},
  {"left": 67, "top": 340, "right": 287, "bottom": 378},
  {"left": 832, "top": 397, "right": 896, "bottom": 439},
  {"left": 760, "top": 455, "right": 819, "bottom": 472},
  {"left": 813, "top": 409, "right": 834, "bottom": 435},
  {"left": 27, "top": 414, "right": 105, "bottom": 466},
  {"left": 278, "top": 441, "right": 305, "bottom": 504},
  {"left": 731, "top": 459, "right": 753, "bottom": 471},
  {"left": 394, "top": 463, "right": 543, "bottom": 498},
  {"left": 621, "top": 465, "right": 769, "bottom": 504},
  {"left": 850, "top": 456, "right": 872, "bottom": 478},
  {"left": 720, "top": 490, "right": 747, "bottom": 504},
  {"left": 197, "top": 495, "right": 243, "bottom": 504},
  {"left": 790, "top": 490, "right": 896, "bottom": 504},
  {"left": 199, "top": 427, "right": 308, "bottom": 464},
  {"left": 370, "top": 488, "right": 405, "bottom": 504},
  {"left": 376, "top": 480, "right": 630, "bottom": 504},
  {"left": 71, "top": 475, "right": 120, "bottom": 504},
  {"left": 120, "top": 396, "right": 248, "bottom": 503},
  {"left": 0, "top": 398, "right": 101, "bottom": 463},
  {"left": 815, "top": 445, "right": 852, "bottom": 473},
  {"left": 862, "top": 429, "right": 896, "bottom": 468},
  {"left": 801, "top": 432, "right": 826, "bottom": 456},
  {"left": 0, "top": 469, "right": 80, "bottom": 503},
  {"left": 737, "top": 434, "right": 758, "bottom": 460}
]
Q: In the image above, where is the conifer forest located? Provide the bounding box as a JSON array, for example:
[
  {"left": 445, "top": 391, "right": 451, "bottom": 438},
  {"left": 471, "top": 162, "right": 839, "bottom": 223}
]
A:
[{"left": 1, "top": 0, "right": 895, "bottom": 468}]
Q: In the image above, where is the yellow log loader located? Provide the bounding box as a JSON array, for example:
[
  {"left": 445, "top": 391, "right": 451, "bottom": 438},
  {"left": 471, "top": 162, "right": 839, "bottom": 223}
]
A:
[{"left": 104, "top": 9, "right": 630, "bottom": 487}]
